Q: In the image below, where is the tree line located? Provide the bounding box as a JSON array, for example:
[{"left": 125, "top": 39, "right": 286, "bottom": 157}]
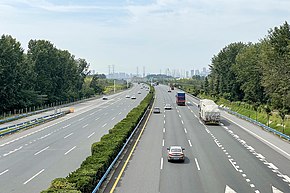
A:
[
  {"left": 0, "top": 35, "right": 107, "bottom": 115},
  {"left": 205, "top": 21, "right": 290, "bottom": 119}
]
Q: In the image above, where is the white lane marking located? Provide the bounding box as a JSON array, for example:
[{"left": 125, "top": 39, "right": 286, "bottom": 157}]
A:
[
  {"left": 272, "top": 186, "right": 284, "bottom": 193},
  {"left": 163, "top": 128, "right": 165, "bottom": 133},
  {"left": 34, "top": 146, "right": 49, "bottom": 155},
  {"left": 164, "top": 120, "right": 166, "bottom": 124},
  {"left": 119, "top": 112, "right": 122, "bottom": 115},
  {"left": 3, "top": 146, "right": 23, "bottom": 157},
  {"left": 181, "top": 120, "right": 184, "bottom": 124},
  {"left": 23, "top": 169, "right": 45, "bottom": 185},
  {"left": 95, "top": 117, "right": 100, "bottom": 121},
  {"left": 89, "top": 112, "right": 95, "bottom": 115},
  {"left": 0, "top": 169, "right": 9, "bottom": 176},
  {"left": 184, "top": 128, "right": 187, "bottom": 133},
  {"left": 64, "top": 146, "right": 76, "bottom": 155},
  {"left": 63, "top": 124, "right": 71, "bottom": 128},
  {"left": 179, "top": 114, "right": 181, "bottom": 118},
  {"left": 78, "top": 118, "right": 84, "bottom": 121},
  {"left": 111, "top": 117, "right": 115, "bottom": 120},
  {"left": 225, "top": 185, "right": 237, "bottom": 193},
  {"left": 229, "top": 159, "right": 239, "bottom": 171},
  {"left": 160, "top": 158, "right": 163, "bottom": 170},
  {"left": 227, "top": 117, "right": 290, "bottom": 158},
  {"left": 162, "top": 139, "right": 165, "bottom": 147},
  {"left": 64, "top": 133, "right": 73, "bottom": 139},
  {"left": 102, "top": 123, "right": 107, "bottom": 127},
  {"left": 164, "top": 114, "right": 166, "bottom": 118},
  {"left": 283, "top": 175, "right": 290, "bottom": 183},
  {"left": 255, "top": 190, "right": 260, "bottom": 193},
  {"left": 195, "top": 158, "right": 200, "bottom": 170},
  {"left": 188, "top": 140, "right": 192, "bottom": 147},
  {"left": 266, "top": 163, "right": 278, "bottom": 170},
  {"left": 82, "top": 124, "right": 88, "bottom": 128},
  {"left": 88, "top": 132, "right": 95, "bottom": 138}
]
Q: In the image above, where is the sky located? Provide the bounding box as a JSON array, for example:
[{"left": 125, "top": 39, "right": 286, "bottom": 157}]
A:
[{"left": 0, "top": 0, "right": 289, "bottom": 75}]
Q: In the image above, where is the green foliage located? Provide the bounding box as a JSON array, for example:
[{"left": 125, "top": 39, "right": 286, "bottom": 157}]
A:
[{"left": 43, "top": 86, "right": 154, "bottom": 193}]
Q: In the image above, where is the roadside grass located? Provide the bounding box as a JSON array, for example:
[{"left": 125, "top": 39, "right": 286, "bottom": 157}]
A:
[{"left": 198, "top": 94, "right": 290, "bottom": 135}]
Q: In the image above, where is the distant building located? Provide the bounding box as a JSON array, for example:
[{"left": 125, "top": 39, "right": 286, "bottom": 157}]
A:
[
  {"left": 195, "top": 70, "right": 200, "bottom": 76},
  {"left": 190, "top": 70, "right": 194, "bottom": 77},
  {"left": 186, "top": 71, "right": 189, "bottom": 78}
]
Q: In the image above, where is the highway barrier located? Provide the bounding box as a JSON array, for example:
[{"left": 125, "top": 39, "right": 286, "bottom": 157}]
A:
[
  {"left": 42, "top": 86, "right": 154, "bottom": 193},
  {"left": 0, "top": 111, "right": 70, "bottom": 137},
  {"left": 183, "top": 90, "right": 290, "bottom": 142}
]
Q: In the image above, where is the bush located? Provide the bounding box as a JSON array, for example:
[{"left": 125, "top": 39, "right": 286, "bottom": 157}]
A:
[{"left": 43, "top": 86, "right": 154, "bottom": 193}]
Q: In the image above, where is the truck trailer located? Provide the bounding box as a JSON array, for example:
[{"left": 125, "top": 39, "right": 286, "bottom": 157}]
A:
[
  {"left": 176, "top": 92, "right": 186, "bottom": 106},
  {"left": 199, "top": 99, "right": 220, "bottom": 124}
]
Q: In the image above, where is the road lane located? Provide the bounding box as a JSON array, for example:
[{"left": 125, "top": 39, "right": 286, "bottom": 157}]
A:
[{"left": 0, "top": 84, "right": 149, "bottom": 193}]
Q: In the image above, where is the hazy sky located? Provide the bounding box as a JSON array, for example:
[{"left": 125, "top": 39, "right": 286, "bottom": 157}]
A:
[{"left": 0, "top": 0, "right": 289, "bottom": 74}]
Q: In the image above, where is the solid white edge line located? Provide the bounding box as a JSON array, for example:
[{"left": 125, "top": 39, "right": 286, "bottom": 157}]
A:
[
  {"left": 227, "top": 117, "right": 290, "bottom": 158},
  {"left": 34, "top": 146, "right": 50, "bottom": 156},
  {"left": 64, "top": 146, "right": 76, "bottom": 155},
  {"left": 87, "top": 132, "right": 95, "bottom": 138},
  {"left": 188, "top": 140, "right": 192, "bottom": 147},
  {"left": 23, "top": 169, "right": 45, "bottom": 185},
  {"left": 229, "top": 159, "right": 239, "bottom": 171},
  {"left": 160, "top": 157, "right": 163, "bottom": 170},
  {"left": 0, "top": 169, "right": 9, "bottom": 176},
  {"left": 195, "top": 158, "right": 201, "bottom": 170}
]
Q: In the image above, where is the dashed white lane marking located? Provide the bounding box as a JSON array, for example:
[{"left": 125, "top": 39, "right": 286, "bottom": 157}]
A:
[
  {"left": 179, "top": 114, "right": 181, "bottom": 118},
  {"left": 119, "top": 112, "right": 122, "bottom": 115},
  {"left": 195, "top": 158, "right": 201, "bottom": 170},
  {"left": 181, "top": 120, "right": 184, "bottom": 125},
  {"left": 0, "top": 169, "right": 9, "bottom": 176},
  {"left": 63, "top": 124, "right": 71, "bottom": 128},
  {"left": 82, "top": 124, "right": 88, "bottom": 128},
  {"left": 102, "top": 123, "right": 107, "bottom": 127},
  {"left": 164, "top": 120, "right": 166, "bottom": 124},
  {"left": 227, "top": 117, "right": 290, "bottom": 158},
  {"left": 64, "top": 146, "right": 76, "bottom": 155},
  {"left": 163, "top": 128, "right": 165, "bottom": 133},
  {"left": 34, "top": 146, "right": 49, "bottom": 156},
  {"left": 78, "top": 118, "right": 84, "bottom": 121},
  {"left": 164, "top": 114, "right": 165, "bottom": 118},
  {"left": 89, "top": 112, "right": 95, "bottom": 115},
  {"left": 3, "top": 146, "right": 23, "bottom": 157},
  {"left": 184, "top": 128, "right": 187, "bottom": 133},
  {"left": 111, "top": 117, "right": 115, "bottom": 120},
  {"left": 64, "top": 133, "right": 73, "bottom": 139},
  {"left": 23, "top": 169, "right": 45, "bottom": 185},
  {"left": 162, "top": 139, "right": 165, "bottom": 147},
  {"left": 87, "top": 132, "right": 95, "bottom": 138},
  {"left": 95, "top": 117, "right": 100, "bottom": 121},
  {"left": 160, "top": 158, "right": 163, "bottom": 170},
  {"left": 188, "top": 140, "right": 192, "bottom": 147}
]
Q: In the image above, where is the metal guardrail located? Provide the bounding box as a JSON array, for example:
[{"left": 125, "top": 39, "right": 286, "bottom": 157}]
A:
[
  {"left": 0, "top": 112, "right": 67, "bottom": 137},
  {"left": 91, "top": 106, "right": 150, "bottom": 193},
  {"left": 178, "top": 88, "right": 290, "bottom": 141},
  {"left": 220, "top": 107, "right": 290, "bottom": 141}
]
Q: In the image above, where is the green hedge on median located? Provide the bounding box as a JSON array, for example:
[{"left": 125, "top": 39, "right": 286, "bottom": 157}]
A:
[{"left": 42, "top": 86, "right": 154, "bottom": 193}]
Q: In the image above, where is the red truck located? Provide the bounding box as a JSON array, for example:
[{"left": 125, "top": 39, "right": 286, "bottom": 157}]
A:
[{"left": 176, "top": 92, "right": 186, "bottom": 106}]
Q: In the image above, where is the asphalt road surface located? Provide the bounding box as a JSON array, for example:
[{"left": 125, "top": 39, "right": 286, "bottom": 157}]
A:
[
  {"left": 0, "top": 84, "right": 148, "bottom": 193},
  {"left": 110, "top": 85, "right": 290, "bottom": 193}
]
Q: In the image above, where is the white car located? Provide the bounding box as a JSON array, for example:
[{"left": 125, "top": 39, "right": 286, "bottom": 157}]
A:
[
  {"left": 167, "top": 146, "right": 185, "bottom": 162},
  {"left": 102, "top": 96, "right": 108, "bottom": 100},
  {"left": 164, "top": 104, "right": 172, "bottom": 110},
  {"left": 137, "top": 91, "right": 141, "bottom": 94},
  {"left": 125, "top": 95, "right": 130, "bottom": 98},
  {"left": 131, "top": 95, "right": 136, "bottom": 99}
]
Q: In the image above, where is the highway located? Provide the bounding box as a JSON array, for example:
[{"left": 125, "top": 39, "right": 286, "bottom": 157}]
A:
[
  {"left": 111, "top": 85, "right": 290, "bottom": 193},
  {"left": 0, "top": 84, "right": 148, "bottom": 193}
]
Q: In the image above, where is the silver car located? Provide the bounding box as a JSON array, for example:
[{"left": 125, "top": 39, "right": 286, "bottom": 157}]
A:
[
  {"left": 164, "top": 104, "right": 172, "bottom": 110},
  {"left": 153, "top": 107, "right": 161, "bottom": 113},
  {"left": 167, "top": 146, "right": 185, "bottom": 162}
]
